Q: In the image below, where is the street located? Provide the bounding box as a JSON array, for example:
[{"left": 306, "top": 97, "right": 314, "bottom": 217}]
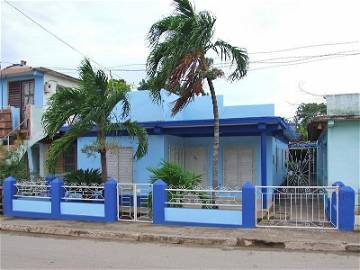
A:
[{"left": 1, "top": 232, "right": 359, "bottom": 269}]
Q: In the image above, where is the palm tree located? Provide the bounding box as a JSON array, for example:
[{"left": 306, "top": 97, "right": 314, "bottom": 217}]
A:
[
  {"left": 146, "top": 0, "right": 248, "bottom": 188},
  {"left": 42, "top": 58, "right": 148, "bottom": 182}
]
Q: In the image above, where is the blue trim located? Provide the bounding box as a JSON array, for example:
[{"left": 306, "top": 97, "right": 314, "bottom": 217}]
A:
[
  {"left": 260, "top": 132, "right": 267, "bottom": 208},
  {"left": 56, "top": 214, "right": 108, "bottom": 222},
  {"left": 60, "top": 117, "right": 298, "bottom": 141},
  {"left": 10, "top": 211, "right": 52, "bottom": 219}
]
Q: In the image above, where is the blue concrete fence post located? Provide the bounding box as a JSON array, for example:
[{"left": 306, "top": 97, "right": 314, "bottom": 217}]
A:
[
  {"left": 153, "top": 180, "right": 167, "bottom": 224},
  {"left": 338, "top": 185, "right": 355, "bottom": 232},
  {"left": 51, "top": 177, "right": 64, "bottom": 219},
  {"left": 242, "top": 182, "right": 256, "bottom": 228},
  {"left": 3, "top": 176, "right": 16, "bottom": 216},
  {"left": 330, "top": 182, "right": 344, "bottom": 225},
  {"left": 104, "top": 178, "right": 117, "bottom": 222}
]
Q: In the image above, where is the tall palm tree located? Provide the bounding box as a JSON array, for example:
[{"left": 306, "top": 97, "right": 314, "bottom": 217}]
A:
[
  {"left": 146, "top": 0, "right": 248, "bottom": 188},
  {"left": 42, "top": 58, "right": 148, "bottom": 182}
]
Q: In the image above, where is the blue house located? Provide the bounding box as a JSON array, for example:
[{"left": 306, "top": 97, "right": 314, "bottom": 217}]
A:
[{"left": 74, "top": 90, "right": 296, "bottom": 188}]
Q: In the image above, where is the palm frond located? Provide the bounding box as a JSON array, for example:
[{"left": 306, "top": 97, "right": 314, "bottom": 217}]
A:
[
  {"left": 47, "top": 120, "right": 90, "bottom": 172},
  {"left": 212, "top": 40, "right": 249, "bottom": 81},
  {"left": 42, "top": 87, "right": 84, "bottom": 138},
  {"left": 109, "top": 120, "right": 148, "bottom": 160}
]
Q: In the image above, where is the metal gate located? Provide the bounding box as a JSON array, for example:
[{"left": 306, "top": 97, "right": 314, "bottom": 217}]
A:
[
  {"left": 117, "top": 183, "right": 153, "bottom": 222},
  {"left": 255, "top": 186, "right": 339, "bottom": 229}
]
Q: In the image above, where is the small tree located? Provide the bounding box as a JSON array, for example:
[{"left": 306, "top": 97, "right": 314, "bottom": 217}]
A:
[
  {"left": 146, "top": 0, "right": 248, "bottom": 188},
  {"left": 42, "top": 58, "right": 148, "bottom": 182},
  {"left": 294, "top": 102, "right": 326, "bottom": 140}
]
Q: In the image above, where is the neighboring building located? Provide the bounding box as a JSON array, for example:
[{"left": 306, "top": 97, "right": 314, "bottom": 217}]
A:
[
  {"left": 69, "top": 90, "right": 296, "bottom": 188},
  {"left": 308, "top": 93, "right": 360, "bottom": 191},
  {"left": 308, "top": 93, "right": 359, "bottom": 228},
  {"left": 0, "top": 61, "right": 79, "bottom": 176}
]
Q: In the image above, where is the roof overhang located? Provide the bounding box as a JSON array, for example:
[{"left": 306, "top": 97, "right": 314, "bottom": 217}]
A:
[
  {"left": 59, "top": 116, "right": 298, "bottom": 142},
  {"left": 308, "top": 114, "right": 360, "bottom": 141}
]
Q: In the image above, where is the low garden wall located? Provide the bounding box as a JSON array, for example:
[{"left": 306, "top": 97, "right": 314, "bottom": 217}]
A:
[{"left": 2, "top": 177, "right": 117, "bottom": 222}]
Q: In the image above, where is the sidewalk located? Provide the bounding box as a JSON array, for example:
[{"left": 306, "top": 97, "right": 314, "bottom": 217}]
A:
[{"left": 1, "top": 216, "right": 359, "bottom": 253}]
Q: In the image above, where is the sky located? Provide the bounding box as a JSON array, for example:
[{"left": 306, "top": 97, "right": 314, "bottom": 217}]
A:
[{"left": 1, "top": 0, "right": 360, "bottom": 119}]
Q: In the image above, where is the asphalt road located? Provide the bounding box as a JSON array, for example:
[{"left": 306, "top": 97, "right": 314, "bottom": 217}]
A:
[{"left": 1, "top": 232, "right": 359, "bottom": 269}]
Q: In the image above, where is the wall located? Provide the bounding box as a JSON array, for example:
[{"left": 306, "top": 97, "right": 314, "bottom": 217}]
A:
[
  {"left": 165, "top": 135, "right": 278, "bottom": 187},
  {"left": 111, "top": 90, "right": 275, "bottom": 123},
  {"left": 327, "top": 120, "right": 360, "bottom": 192},
  {"left": 317, "top": 130, "right": 328, "bottom": 186},
  {"left": 326, "top": 93, "right": 360, "bottom": 116},
  {"left": 271, "top": 137, "right": 288, "bottom": 186},
  {"left": 42, "top": 73, "right": 79, "bottom": 107},
  {"left": 77, "top": 135, "right": 166, "bottom": 183}
]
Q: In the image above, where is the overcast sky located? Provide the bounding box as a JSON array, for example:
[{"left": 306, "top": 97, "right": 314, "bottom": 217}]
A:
[{"left": 1, "top": 0, "right": 360, "bottom": 118}]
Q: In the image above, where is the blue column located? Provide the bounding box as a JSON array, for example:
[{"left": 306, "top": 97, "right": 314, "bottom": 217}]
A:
[
  {"left": 33, "top": 71, "right": 44, "bottom": 107},
  {"left": 3, "top": 176, "right": 16, "bottom": 216},
  {"left": 242, "top": 181, "right": 256, "bottom": 228},
  {"left": 338, "top": 185, "right": 355, "bottom": 231},
  {"left": 153, "top": 180, "right": 168, "bottom": 224},
  {"left": 51, "top": 177, "right": 64, "bottom": 219},
  {"left": 260, "top": 132, "right": 267, "bottom": 209},
  {"left": 104, "top": 178, "right": 117, "bottom": 222}
]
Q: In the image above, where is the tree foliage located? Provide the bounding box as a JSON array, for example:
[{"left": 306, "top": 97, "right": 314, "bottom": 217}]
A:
[
  {"left": 145, "top": 0, "right": 248, "bottom": 188},
  {"left": 148, "top": 160, "right": 201, "bottom": 188},
  {"left": 294, "top": 102, "right": 327, "bottom": 141},
  {"left": 42, "top": 58, "right": 148, "bottom": 181}
]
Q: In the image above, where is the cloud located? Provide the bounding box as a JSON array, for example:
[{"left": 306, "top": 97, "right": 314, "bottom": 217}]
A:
[{"left": 1, "top": 0, "right": 359, "bottom": 118}]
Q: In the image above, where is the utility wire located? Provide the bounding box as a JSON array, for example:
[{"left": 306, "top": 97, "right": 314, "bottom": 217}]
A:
[
  {"left": 4, "top": 0, "right": 106, "bottom": 70},
  {"left": 247, "top": 40, "right": 358, "bottom": 54}
]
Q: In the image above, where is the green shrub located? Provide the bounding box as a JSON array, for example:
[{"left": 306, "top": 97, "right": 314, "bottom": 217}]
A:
[
  {"left": 63, "top": 169, "right": 102, "bottom": 185},
  {"left": 148, "top": 160, "right": 201, "bottom": 188},
  {"left": 0, "top": 146, "right": 28, "bottom": 181}
]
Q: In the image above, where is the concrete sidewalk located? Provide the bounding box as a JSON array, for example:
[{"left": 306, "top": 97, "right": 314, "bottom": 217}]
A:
[{"left": 1, "top": 216, "right": 359, "bottom": 253}]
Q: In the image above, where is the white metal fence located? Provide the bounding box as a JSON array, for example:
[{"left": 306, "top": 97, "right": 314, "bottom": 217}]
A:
[
  {"left": 14, "top": 182, "right": 50, "bottom": 199},
  {"left": 255, "top": 186, "right": 339, "bottom": 229},
  {"left": 117, "top": 183, "right": 152, "bottom": 222},
  {"left": 62, "top": 184, "right": 105, "bottom": 202},
  {"left": 165, "top": 186, "right": 242, "bottom": 210}
]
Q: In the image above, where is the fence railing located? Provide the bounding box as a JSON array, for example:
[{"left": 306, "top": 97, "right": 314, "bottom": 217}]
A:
[
  {"left": 165, "top": 187, "right": 242, "bottom": 210},
  {"left": 117, "top": 183, "right": 152, "bottom": 222},
  {"left": 14, "top": 183, "right": 51, "bottom": 199},
  {"left": 255, "top": 185, "right": 339, "bottom": 229},
  {"left": 62, "top": 184, "right": 105, "bottom": 202}
]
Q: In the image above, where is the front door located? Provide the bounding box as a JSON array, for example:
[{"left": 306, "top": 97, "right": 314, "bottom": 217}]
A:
[
  {"left": 184, "top": 146, "right": 208, "bottom": 187},
  {"left": 223, "top": 146, "right": 255, "bottom": 187},
  {"left": 106, "top": 147, "right": 133, "bottom": 183}
]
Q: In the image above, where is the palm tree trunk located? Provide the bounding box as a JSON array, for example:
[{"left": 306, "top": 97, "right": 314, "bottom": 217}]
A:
[
  {"left": 207, "top": 77, "right": 219, "bottom": 188},
  {"left": 100, "top": 150, "right": 107, "bottom": 182},
  {"left": 98, "top": 129, "right": 108, "bottom": 182}
]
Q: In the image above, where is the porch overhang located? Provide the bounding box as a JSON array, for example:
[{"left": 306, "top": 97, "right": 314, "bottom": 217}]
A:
[
  {"left": 59, "top": 116, "right": 297, "bottom": 142},
  {"left": 140, "top": 117, "right": 297, "bottom": 142}
]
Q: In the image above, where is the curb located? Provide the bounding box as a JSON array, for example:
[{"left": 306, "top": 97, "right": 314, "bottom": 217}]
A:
[{"left": 1, "top": 224, "right": 358, "bottom": 253}]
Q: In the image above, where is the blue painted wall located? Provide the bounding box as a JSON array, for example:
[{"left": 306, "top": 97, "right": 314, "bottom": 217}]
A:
[
  {"left": 327, "top": 120, "right": 360, "bottom": 192},
  {"left": 111, "top": 90, "right": 274, "bottom": 123},
  {"left": 13, "top": 198, "right": 51, "bottom": 213},
  {"left": 60, "top": 202, "right": 105, "bottom": 217},
  {"left": 165, "top": 208, "right": 242, "bottom": 226},
  {"left": 77, "top": 133, "right": 287, "bottom": 187},
  {"left": 77, "top": 135, "right": 166, "bottom": 183},
  {"left": 271, "top": 137, "right": 288, "bottom": 186}
]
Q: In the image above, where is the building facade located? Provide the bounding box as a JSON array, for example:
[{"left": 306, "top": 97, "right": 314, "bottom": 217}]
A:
[
  {"left": 0, "top": 61, "right": 79, "bottom": 176},
  {"left": 74, "top": 90, "right": 296, "bottom": 188}
]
